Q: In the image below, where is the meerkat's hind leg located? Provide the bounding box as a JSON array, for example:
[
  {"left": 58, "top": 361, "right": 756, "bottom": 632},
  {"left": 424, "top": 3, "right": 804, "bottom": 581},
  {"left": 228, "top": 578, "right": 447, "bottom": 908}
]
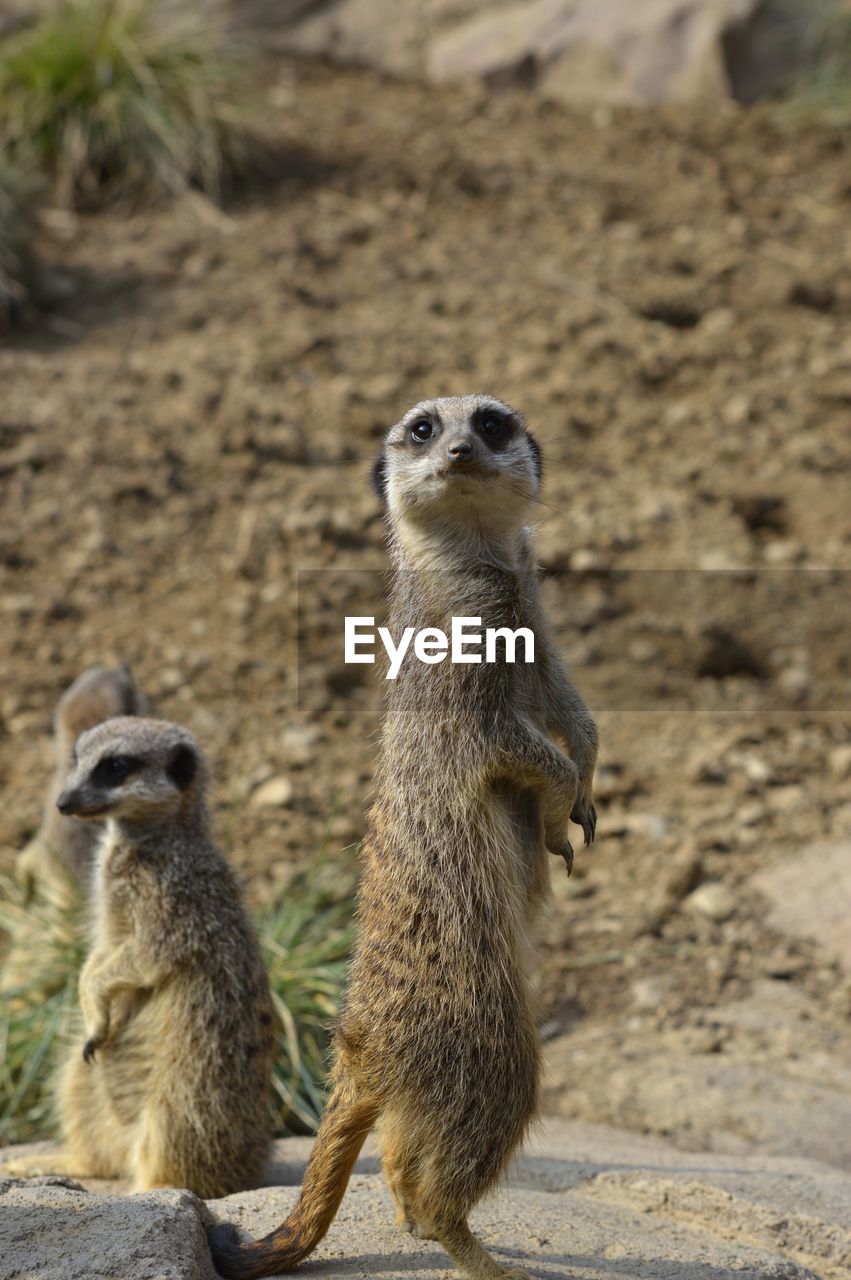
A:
[
  {"left": 45, "top": 1048, "right": 129, "bottom": 1181},
  {"left": 431, "top": 1218, "right": 531, "bottom": 1280},
  {"left": 0, "top": 1150, "right": 94, "bottom": 1180},
  {"left": 381, "top": 1126, "right": 421, "bottom": 1234},
  {"left": 130, "top": 1104, "right": 212, "bottom": 1196},
  {"left": 386, "top": 1172, "right": 416, "bottom": 1233}
]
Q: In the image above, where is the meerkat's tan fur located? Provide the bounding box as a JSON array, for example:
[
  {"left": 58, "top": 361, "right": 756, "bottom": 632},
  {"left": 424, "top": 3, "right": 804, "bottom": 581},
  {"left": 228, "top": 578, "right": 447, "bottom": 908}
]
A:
[
  {"left": 209, "top": 395, "right": 598, "bottom": 1280},
  {"left": 2, "top": 717, "right": 275, "bottom": 1198},
  {"left": 15, "top": 664, "right": 147, "bottom": 907}
]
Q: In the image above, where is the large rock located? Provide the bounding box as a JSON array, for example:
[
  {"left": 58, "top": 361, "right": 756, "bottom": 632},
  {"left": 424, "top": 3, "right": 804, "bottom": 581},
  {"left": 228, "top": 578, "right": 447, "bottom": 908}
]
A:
[
  {"left": 4, "top": 1119, "right": 851, "bottom": 1278},
  {"left": 751, "top": 841, "right": 851, "bottom": 972},
  {"left": 0, "top": 1177, "right": 211, "bottom": 1280},
  {"left": 544, "top": 981, "right": 851, "bottom": 1171},
  {"left": 250, "top": 0, "right": 815, "bottom": 106},
  {"left": 428, "top": 0, "right": 760, "bottom": 103}
]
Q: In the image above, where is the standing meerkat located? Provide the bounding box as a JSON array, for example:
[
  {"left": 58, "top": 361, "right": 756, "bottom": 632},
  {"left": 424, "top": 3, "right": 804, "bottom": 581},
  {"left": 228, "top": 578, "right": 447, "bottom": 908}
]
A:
[
  {"left": 15, "top": 663, "right": 147, "bottom": 905},
  {"left": 2, "top": 717, "right": 275, "bottom": 1198},
  {"left": 209, "top": 395, "right": 598, "bottom": 1280}
]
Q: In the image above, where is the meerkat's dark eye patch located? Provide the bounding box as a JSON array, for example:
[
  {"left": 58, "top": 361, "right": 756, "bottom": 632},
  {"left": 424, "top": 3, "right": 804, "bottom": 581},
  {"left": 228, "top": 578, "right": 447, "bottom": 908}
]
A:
[
  {"left": 371, "top": 450, "right": 388, "bottom": 506},
  {"left": 473, "top": 408, "right": 514, "bottom": 450},
  {"left": 91, "top": 754, "right": 143, "bottom": 788},
  {"left": 167, "top": 743, "right": 197, "bottom": 792},
  {"left": 410, "top": 419, "right": 435, "bottom": 443}
]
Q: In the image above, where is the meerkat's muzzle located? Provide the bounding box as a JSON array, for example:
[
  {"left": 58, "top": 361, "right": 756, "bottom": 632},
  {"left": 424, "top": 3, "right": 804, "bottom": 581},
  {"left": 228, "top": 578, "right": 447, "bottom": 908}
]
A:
[
  {"left": 446, "top": 438, "right": 474, "bottom": 463},
  {"left": 440, "top": 443, "right": 494, "bottom": 480},
  {"left": 56, "top": 789, "right": 110, "bottom": 818}
]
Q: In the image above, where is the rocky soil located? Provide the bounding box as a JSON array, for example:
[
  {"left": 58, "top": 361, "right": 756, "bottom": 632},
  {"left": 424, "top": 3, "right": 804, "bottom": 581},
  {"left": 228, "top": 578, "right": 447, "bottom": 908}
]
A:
[
  {"left": 4, "top": 1121, "right": 851, "bottom": 1279},
  {"left": 1, "top": 50, "right": 850, "bottom": 1225}
]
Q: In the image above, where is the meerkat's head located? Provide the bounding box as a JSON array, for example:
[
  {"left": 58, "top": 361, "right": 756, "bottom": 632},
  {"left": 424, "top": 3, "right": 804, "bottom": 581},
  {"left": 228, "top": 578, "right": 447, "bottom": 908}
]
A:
[
  {"left": 372, "top": 395, "right": 542, "bottom": 532},
  {"left": 55, "top": 664, "right": 147, "bottom": 763},
  {"left": 56, "top": 717, "right": 203, "bottom": 825}
]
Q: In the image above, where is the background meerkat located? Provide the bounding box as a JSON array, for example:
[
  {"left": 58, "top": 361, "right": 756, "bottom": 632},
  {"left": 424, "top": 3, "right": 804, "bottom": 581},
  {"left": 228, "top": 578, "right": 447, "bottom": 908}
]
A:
[
  {"left": 15, "top": 663, "right": 147, "bottom": 906},
  {"left": 209, "top": 395, "right": 598, "bottom": 1280},
  {"left": 2, "top": 716, "right": 275, "bottom": 1198}
]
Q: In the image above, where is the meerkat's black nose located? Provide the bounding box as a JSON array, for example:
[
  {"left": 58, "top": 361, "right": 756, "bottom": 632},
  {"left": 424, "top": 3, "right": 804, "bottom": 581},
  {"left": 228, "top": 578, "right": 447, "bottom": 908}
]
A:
[
  {"left": 447, "top": 440, "right": 474, "bottom": 462},
  {"left": 56, "top": 790, "right": 78, "bottom": 815}
]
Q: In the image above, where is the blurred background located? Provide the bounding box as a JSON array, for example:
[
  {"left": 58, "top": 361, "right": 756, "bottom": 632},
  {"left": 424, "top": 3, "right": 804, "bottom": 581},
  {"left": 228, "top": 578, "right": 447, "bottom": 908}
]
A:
[{"left": 0, "top": 0, "right": 850, "bottom": 1206}]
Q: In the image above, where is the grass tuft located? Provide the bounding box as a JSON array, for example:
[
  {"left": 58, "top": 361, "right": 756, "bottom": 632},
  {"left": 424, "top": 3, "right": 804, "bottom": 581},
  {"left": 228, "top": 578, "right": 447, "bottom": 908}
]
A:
[
  {"left": 0, "top": 874, "right": 87, "bottom": 1144},
  {"left": 0, "top": 860, "right": 355, "bottom": 1147},
  {"left": 257, "top": 880, "right": 354, "bottom": 1134},
  {"left": 0, "top": 0, "right": 256, "bottom": 208}
]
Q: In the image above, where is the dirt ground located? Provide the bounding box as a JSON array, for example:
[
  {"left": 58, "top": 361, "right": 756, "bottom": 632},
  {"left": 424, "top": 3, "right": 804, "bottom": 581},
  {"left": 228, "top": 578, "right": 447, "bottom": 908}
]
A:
[{"left": 1, "top": 59, "right": 850, "bottom": 1154}]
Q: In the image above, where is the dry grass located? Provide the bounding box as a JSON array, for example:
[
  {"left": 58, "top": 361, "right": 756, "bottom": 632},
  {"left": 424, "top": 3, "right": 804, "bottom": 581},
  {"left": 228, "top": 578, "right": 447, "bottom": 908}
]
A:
[
  {"left": 0, "top": 861, "right": 355, "bottom": 1146},
  {"left": 0, "top": 0, "right": 256, "bottom": 208}
]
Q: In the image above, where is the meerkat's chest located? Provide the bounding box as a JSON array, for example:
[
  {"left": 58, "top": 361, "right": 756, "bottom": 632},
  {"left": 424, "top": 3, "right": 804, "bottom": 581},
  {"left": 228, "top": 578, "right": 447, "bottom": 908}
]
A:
[{"left": 92, "top": 827, "right": 147, "bottom": 944}]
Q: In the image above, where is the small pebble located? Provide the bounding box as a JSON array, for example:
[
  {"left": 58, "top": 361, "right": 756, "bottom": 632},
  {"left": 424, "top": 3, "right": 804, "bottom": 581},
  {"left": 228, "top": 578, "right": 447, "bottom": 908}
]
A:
[
  {"left": 686, "top": 882, "right": 736, "bottom": 923},
  {"left": 250, "top": 776, "right": 294, "bottom": 809}
]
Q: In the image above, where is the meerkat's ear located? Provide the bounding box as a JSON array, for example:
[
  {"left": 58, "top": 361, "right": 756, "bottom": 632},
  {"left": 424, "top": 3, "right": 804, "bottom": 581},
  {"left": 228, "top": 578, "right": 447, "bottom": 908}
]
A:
[
  {"left": 167, "top": 743, "right": 197, "bottom": 792},
  {"left": 371, "top": 449, "right": 388, "bottom": 506},
  {"left": 526, "top": 430, "right": 543, "bottom": 485},
  {"left": 117, "top": 662, "right": 149, "bottom": 716}
]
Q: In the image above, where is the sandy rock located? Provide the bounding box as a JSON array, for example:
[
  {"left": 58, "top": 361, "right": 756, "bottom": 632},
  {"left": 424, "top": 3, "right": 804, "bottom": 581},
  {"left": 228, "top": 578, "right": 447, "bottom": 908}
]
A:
[
  {"left": 205, "top": 1130, "right": 836, "bottom": 1280},
  {"left": 545, "top": 982, "right": 851, "bottom": 1172},
  {"left": 254, "top": 0, "right": 818, "bottom": 107},
  {"left": 428, "top": 0, "right": 760, "bottom": 105},
  {"left": 751, "top": 842, "right": 851, "bottom": 972},
  {"left": 5, "top": 1116, "right": 851, "bottom": 1279},
  {"left": 0, "top": 1178, "right": 211, "bottom": 1280},
  {"left": 267, "top": 0, "right": 434, "bottom": 76},
  {"left": 686, "top": 881, "right": 737, "bottom": 922}
]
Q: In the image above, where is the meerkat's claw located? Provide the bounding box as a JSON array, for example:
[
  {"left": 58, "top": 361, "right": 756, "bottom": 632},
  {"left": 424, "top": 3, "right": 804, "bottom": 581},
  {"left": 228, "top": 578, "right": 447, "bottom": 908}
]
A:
[
  {"left": 571, "top": 801, "right": 596, "bottom": 846},
  {"left": 561, "top": 841, "right": 574, "bottom": 875},
  {"left": 82, "top": 1037, "right": 100, "bottom": 1064}
]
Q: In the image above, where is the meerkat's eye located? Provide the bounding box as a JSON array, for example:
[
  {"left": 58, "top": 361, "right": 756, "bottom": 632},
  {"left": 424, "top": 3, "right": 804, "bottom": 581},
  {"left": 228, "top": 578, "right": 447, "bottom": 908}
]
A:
[
  {"left": 410, "top": 419, "right": 434, "bottom": 443},
  {"left": 91, "top": 754, "right": 142, "bottom": 787},
  {"left": 479, "top": 416, "right": 510, "bottom": 443}
]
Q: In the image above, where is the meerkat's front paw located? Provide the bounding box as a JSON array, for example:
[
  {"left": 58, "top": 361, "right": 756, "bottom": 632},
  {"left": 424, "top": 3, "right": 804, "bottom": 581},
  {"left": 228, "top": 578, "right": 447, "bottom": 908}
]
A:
[
  {"left": 82, "top": 1027, "right": 108, "bottom": 1063},
  {"left": 571, "top": 798, "right": 596, "bottom": 846}
]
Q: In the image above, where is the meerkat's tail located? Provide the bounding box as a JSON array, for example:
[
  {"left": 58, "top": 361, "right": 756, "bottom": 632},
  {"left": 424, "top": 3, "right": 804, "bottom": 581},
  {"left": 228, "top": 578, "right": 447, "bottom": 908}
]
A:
[{"left": 207, "top": 1084, "right": 377, "bottom": 1279}]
